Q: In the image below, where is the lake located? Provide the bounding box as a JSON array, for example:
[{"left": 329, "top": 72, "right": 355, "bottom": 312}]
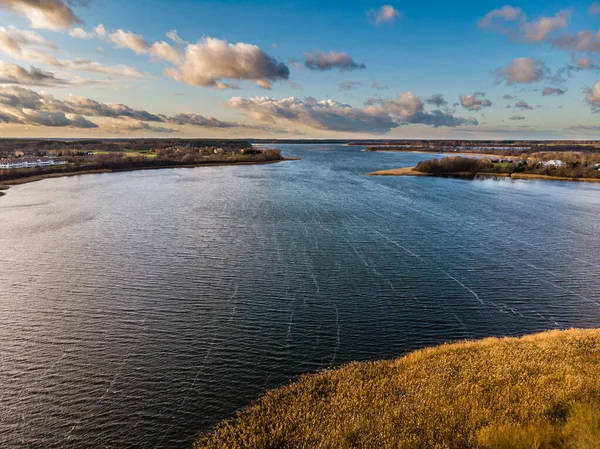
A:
[{"left": 1, "top": 144, "right": 600, "bottom": 448}]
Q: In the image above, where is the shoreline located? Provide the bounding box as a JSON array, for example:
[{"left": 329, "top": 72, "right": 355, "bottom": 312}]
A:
[
  {"left": 0, "top": 157, "right": 299, "bottom": 195},
  {"left": 364, "top": 149, "right": 522, "bottom": 159},
  {"left": 368, "top": 166, "right": 600, "bottom": 183}
]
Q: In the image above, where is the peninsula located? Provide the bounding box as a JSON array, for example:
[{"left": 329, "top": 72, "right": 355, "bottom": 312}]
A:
[
  {"left": 370, "top": 153, "right": 600, "bottom": 183},
  {"left": 0, "top": 139, "right": 294, "bottom": 195}
]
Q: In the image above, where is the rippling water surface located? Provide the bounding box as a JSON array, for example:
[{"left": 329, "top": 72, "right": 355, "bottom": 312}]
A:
[{"left": 2, "top": 144, "right": 600, "bottom": 448}]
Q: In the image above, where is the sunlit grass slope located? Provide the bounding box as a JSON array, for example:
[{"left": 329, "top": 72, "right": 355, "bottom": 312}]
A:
[{"left": 195, "top": 329, "right": 600, "bottom": 449}]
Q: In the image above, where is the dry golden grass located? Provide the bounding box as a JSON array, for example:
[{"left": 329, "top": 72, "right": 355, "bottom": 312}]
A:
[
  {"left": 195, "top": 329, "right": 600, "bottom": 449},
  {"left": 368, "top": 167, "right": 429, "bottom": 176}
]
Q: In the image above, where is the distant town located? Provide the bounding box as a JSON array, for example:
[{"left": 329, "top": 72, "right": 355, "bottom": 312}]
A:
[{"left": 0, "top": 139, "right": 286, "bottom": 187}]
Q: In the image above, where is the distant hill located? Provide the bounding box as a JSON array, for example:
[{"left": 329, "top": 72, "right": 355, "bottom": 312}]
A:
[{"left": 195, "top": 329, "right": 600, "bottom": 449}]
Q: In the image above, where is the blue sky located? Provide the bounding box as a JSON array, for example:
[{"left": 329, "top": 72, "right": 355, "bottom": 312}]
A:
[{"left": 0, "top": 0, "right": 599, "bottom": 138}]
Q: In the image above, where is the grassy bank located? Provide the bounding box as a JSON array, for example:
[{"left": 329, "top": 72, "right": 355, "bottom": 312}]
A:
[
  {"left": 195, "top": 329, "right": 600, "bottom": 449},
  {"left": 369, "top": 166, "right": 600, "bottom": 183}
]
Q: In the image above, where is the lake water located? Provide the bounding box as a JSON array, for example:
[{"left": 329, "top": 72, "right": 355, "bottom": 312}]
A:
[{"left": 2, "top": 144, "right": 600, "bottom": 448}]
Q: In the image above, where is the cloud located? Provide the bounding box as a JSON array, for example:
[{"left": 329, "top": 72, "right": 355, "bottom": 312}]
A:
[
  {"left": 226, "top": 93, "right": 477, "bottom": 134},
  {"left": 166, "top": 113, "right": 239, "bottom": 128},
  {"left": 584, "top": 81, "right": 600, "bottom": 111},
  {"left": 69, "top": 26, "right": 288, "bottom": 88},
  {"left": 368, "top": 5, "right": 401, "bottom": 25},
  {"left": 303, "top": 50, "right": 366, "bottom": 71},
  {"left": 0, "top": 26, "right": 59, "bottom": 65},
  {"left": 0, "top": 26, "right": 145, "bottom": 78},
  {"left": 24, "top": 111, "right": 97, "bottom": 128},
  {"left": 509, "top": 116, "right": 525, "bottom": 120},
  {"left": 478, "top": 5, "right": 524, "bottom": 28},
  {"left": 502, "top": 94, "right": 514, "bottom": 100},
  {"left": 0, "top": 62, "right": 67, "bottom": 86},
  {"left": 58, "top": 95, "right": 165, "bottom": 121},
  {"left": 425, "top": 94, "right": 448, "bottom": 107},
  {"left": 70, "top": 25, "right": 182, "bottom": 64},
  {"left": 0, "top": 85, "right": 255, "bottom": 132},
  {"left": 0, "top": 87, "right": 99, "bottom": 128},
  {"left": 338, "top": 80, "right": 363, "bottom": 91},
  {"left": 514, "top": 100, "right": 533, "bottom": 110},
  {"left": 116, "top": 121, "right": 178, "bottom": 134},
  {"left": 0, "top": 0, "right": 85, "bottom": 31},
  {"left": 459, "top": 92, "right": 492, "bottom": 111},
  {"left": 0, "top": 62, "right": 103, "bottom": 87},
  {"left": 478, "top": 6, "right": 570, "bottom": 43},
  {"left": 372, "top": 82, "right": 388, "bottom": 90},
  {"left": 166, "top": 30, "right": 186, "bottom": 45},
  {"left": 552, "top": 30, "right": 600, "bottom": 53},
  {"left": 164, "top": 37, "right": 289, "bottom": 89},
  {"left": 590, "top": 2, "right": 600, "bottom": 15},
  {"left": 107, "top": 29, "right": 150, "bottom": 54},
  {"left": 542, "top": 87, "right": 565, "bottom": 96},
  {"left": 495, "top": 57, "right": 549, "bottom": 84},
  {"left": 520, "top": 10, "right": 570, "bottom": 42}
]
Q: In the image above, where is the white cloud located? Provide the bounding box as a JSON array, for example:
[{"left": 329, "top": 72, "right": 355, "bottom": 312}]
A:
[
  {"left": 368, "top": 5, "right": 401, "bottom": 25},
  {"left": 166, "top": 30, "right": 186, "bottom": 45},
  {"left": 584, "top": 81, "right": 600, "bottom": 110},
  {"left": 495, "top": 57, "right": 549, "bottom": 84},
  {"left": 303, "top": 50, "right": 366, "bottom": 71},
  {"left": 0, "top": 26, "right": 145, "bottom": 78},
  {"left": 478, "top": 6, "right": 570, "bottom": 43},
  {"left": 108, "top": 29, "right": 150, "bottom": 54},
  {"left": 164, "top": 37, "right": 289, "bottom": 89},
  {"left": 0, "top": 0, "right": 84, "bottom": 31},
  {"left": 459, "top": 92, "right": 492, "bottom": 111},
  {"left": 478, "top": 6, "right": 524, "bottom": 29},
  {"left": 520, "top": 10, "right": 570, "bottom": 42}
]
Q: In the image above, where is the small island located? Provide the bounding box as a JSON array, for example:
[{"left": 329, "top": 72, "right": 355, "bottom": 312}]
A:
[
  {"left": 0, "top": 139, "right": 296, "bottom": 196},
  {"left": 370, "top": 153, "right": 600, "bottom": 183}
]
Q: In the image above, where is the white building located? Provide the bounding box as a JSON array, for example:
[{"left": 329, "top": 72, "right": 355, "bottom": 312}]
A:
[
  {"left": 543, "top": 160, "right": 565, "bottom": 167},
  {"left": 0, "top": 158, "right": 68, "bottom": 170}
]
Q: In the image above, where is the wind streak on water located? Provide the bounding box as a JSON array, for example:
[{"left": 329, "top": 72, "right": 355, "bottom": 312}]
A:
[{"left": 1, "top": 145, "right": 600, "bottom": 448}]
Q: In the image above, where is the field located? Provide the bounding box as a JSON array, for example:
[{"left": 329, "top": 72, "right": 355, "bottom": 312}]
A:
[{"left": 195, "top": 329, "right": 600, "bottom": 449}]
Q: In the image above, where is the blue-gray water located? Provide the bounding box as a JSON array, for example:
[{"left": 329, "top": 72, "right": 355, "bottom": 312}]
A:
[{"left": 1, "top": 144, "right": 600, "bottom": 448}]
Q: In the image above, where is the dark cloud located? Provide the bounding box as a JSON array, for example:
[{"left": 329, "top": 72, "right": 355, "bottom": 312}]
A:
[
  {"left": 372, "top": 82, "right": 388, "bottom": 90},
  {"left": 515, "top": 100, "right": 533, "bottom": 110},
  {"left": 167, "top": 113, "right": 239, "bottom": 128},
  {"left": 303, "top": 51, "right": 366, "bottom": 71},
  {"left": 226, "top": 93, "right": 477, "bottom": 134},
  {"left": 0, "top": 86, "right": 249, "bottom": 131},
  {"left": 542, "top": 87, "right": 565, "bottom": 96},
  {"left": 425, "top": 94, "right": 448, "bottom": 107},
  {"left": 459, "top": 92, "right": 492, "bottom": 111},
  {"left": 338, "top": 80, "right": 363, "bottom": 91}
]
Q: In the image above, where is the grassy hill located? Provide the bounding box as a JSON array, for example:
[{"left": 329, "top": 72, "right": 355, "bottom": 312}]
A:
[{"left": 195, "top": 329, "right": 600, "bottom": 449}]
